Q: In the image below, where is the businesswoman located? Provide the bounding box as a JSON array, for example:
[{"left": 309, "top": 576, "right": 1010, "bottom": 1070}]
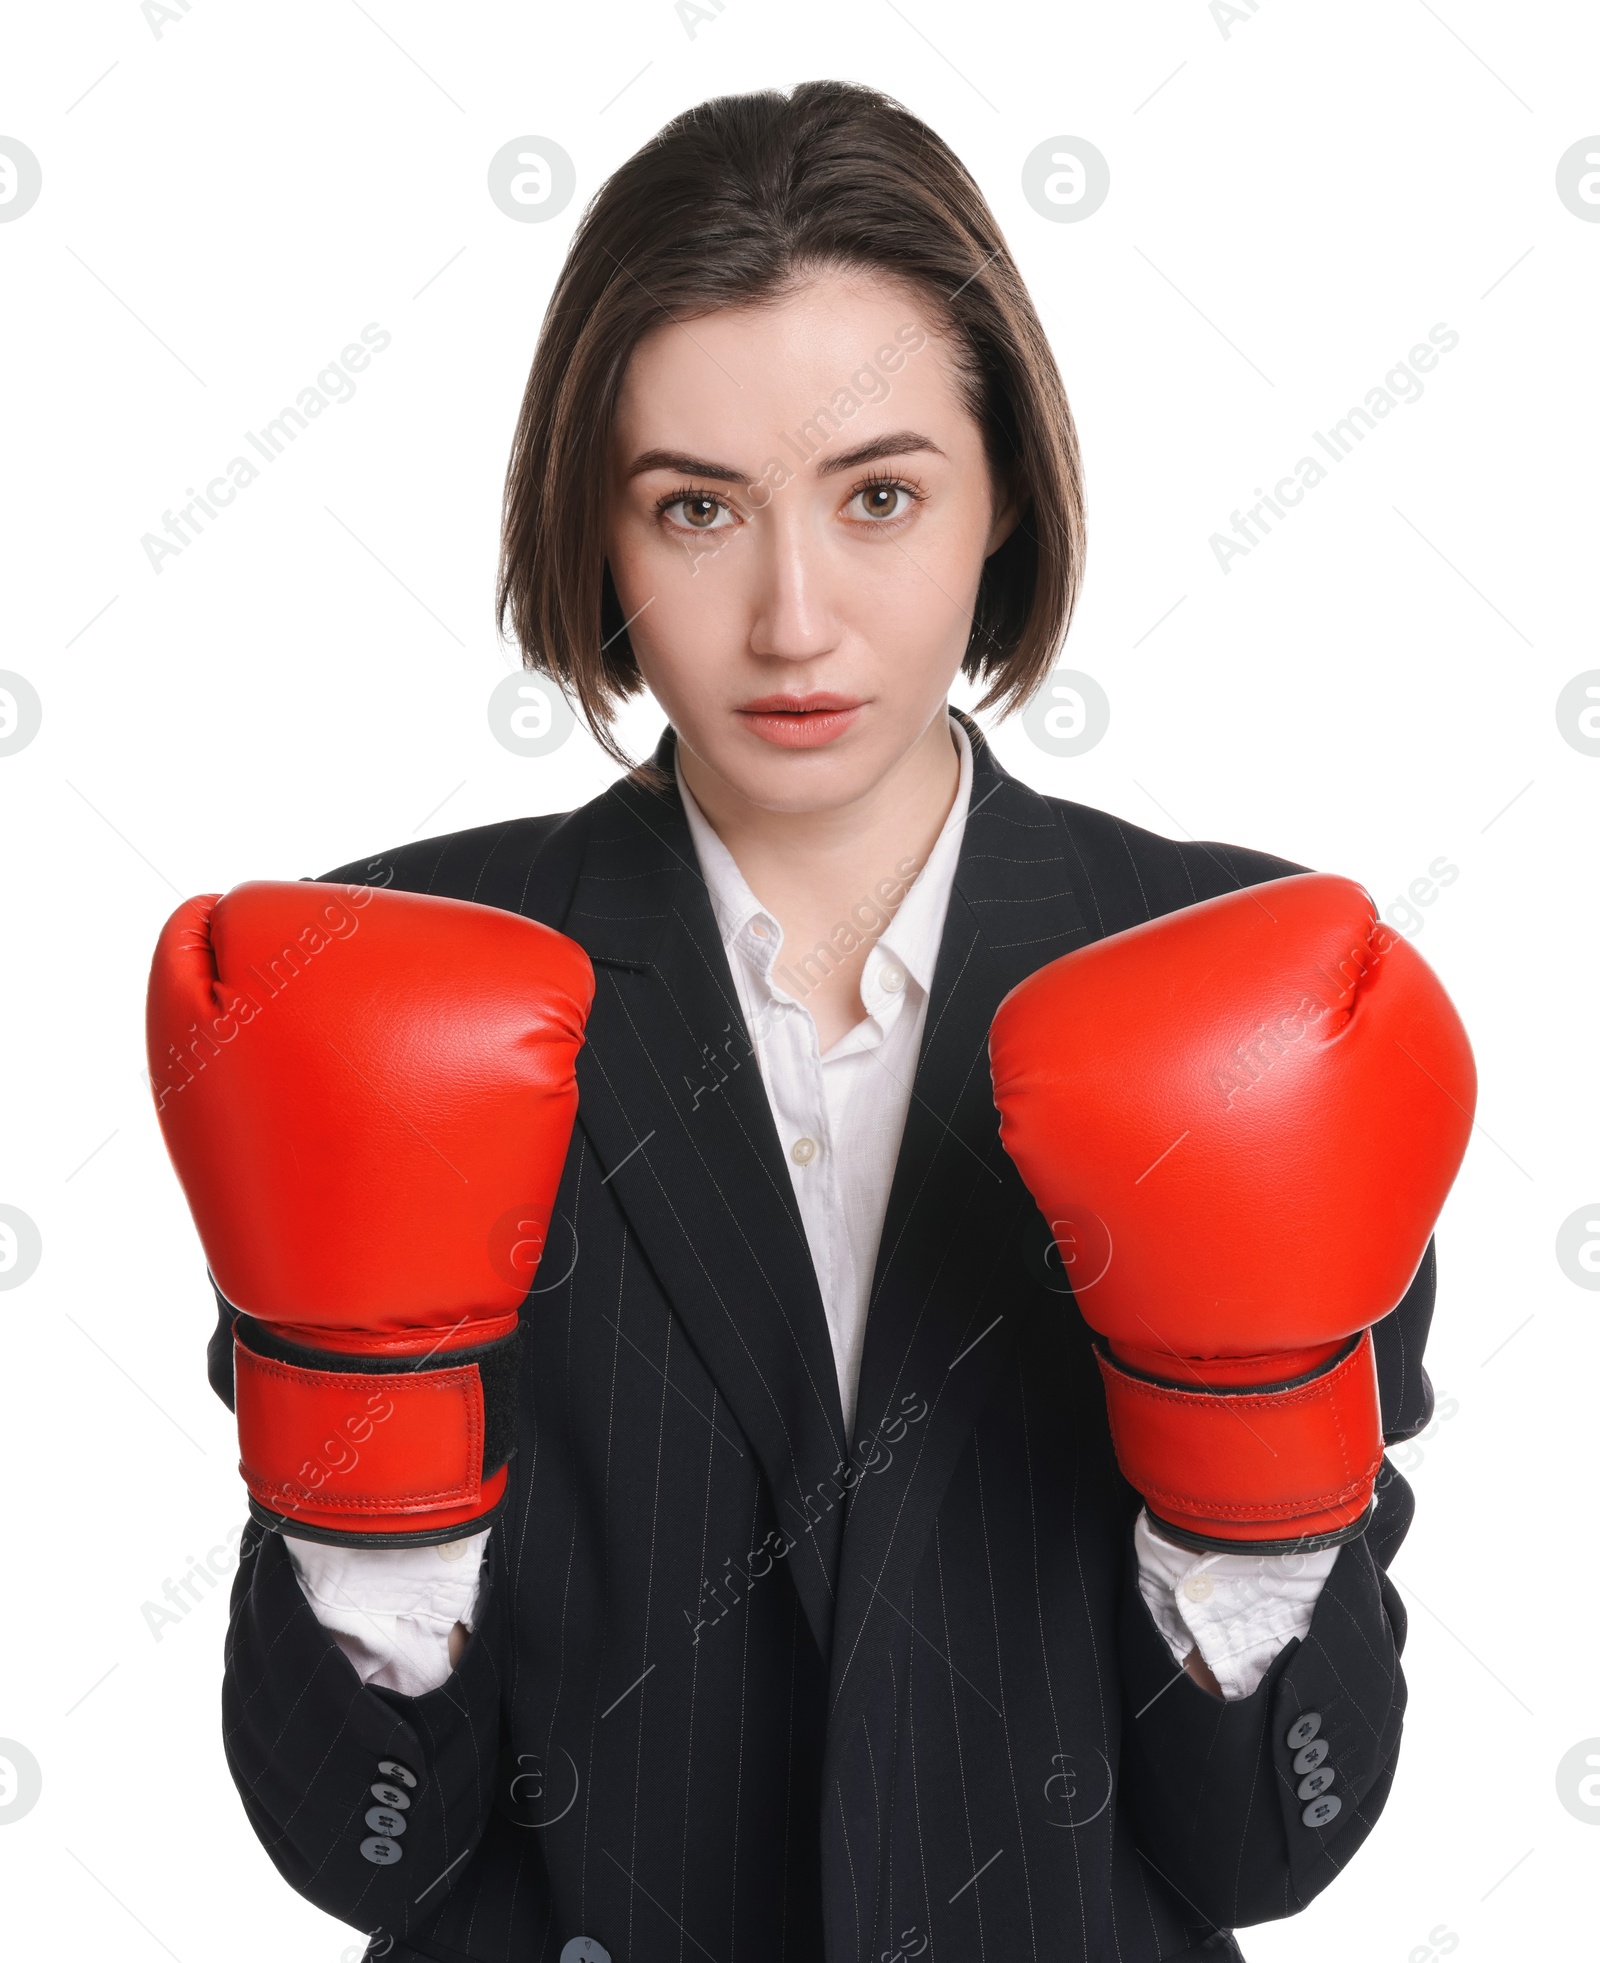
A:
[{"left": 152, "top": 80, "right": 1458, "bottom": 1963}]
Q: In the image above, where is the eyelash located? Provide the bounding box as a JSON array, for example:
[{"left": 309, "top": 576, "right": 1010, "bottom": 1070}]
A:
[
  {"left": 853, "top": 470, "right": 927, "bottom": 521},
  {"left": 652, "top": 469, "right": 927, "bottom": 533}
]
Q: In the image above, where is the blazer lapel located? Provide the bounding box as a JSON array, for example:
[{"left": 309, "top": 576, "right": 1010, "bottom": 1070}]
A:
[
  {"left": 560, "top": 740, "right": 849, "bottom": 1667},
  {"left": 823, "top": 715, "right": 1095, "bottom": 1774}
]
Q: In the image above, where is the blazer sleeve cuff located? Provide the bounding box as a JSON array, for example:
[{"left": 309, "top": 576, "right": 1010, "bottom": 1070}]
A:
[
  {"left": 1117, "top": 1518, "right": 1407, "bottom": 1929},
  {"left": 222, "top": 1523, "right": 503, "bottom": 1940}
]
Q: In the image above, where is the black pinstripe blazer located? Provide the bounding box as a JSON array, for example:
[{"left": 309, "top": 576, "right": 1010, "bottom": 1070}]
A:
[{"left": 215, "top": 709, "right": 1435, "bottom": 1963}]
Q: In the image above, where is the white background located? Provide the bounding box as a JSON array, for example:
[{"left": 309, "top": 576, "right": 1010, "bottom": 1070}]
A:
[{"left": 2, "top": 2, "right": 1596, "bottom": 1958}]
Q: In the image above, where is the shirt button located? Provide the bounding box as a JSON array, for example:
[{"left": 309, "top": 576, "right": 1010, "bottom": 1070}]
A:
[
  {"left": 1182, "top": 1573, "right": 1214, "bottom": 1604},
  {"left": 791, "top": 1136, "right": 818, "bottom": 1166},
  {"left": 438, "top": 1538, "right": 467, "bottom": 1562},
  {"left": 879, "top": 963, "right": 905, "bottom": 993},
  {"left": 750, "top": 920, "right": 770, "bottom": 940}
]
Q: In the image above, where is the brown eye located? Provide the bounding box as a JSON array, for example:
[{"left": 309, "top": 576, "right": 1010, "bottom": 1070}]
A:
[
  {"left": 659, "top": 491, "right": 733, "bottom": 532},
  {"left": 847, "top": 480, "right": 919, "bottom": 523}
]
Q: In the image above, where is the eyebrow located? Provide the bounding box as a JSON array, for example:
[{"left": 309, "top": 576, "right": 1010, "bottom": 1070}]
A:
[{"left": 624, "top": 429, "right": 947, "bottom": 484}]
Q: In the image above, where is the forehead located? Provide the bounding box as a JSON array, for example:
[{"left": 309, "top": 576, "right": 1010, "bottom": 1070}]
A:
[{"left": 611, "top": 268, "right": 966, "bottom": 451}]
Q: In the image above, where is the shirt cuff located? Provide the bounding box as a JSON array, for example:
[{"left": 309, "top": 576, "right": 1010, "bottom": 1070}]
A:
[
  {"left": 1132, "top": 1510, "right": 1339, "bottom": 1701},
  {"left": 284, "top": 1530, "right": 489, "bottom": 1698}
]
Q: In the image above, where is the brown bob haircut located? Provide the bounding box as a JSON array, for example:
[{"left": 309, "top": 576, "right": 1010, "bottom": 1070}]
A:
[{"left": 497, "top": 79, "right": 1085, "bottom": 770}]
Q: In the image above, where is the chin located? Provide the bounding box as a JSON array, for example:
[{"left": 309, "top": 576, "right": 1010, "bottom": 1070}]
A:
[
  {"left": 714, "top": 738, "right": 890, "bottom": 815},
  {"left": 735, "top": 758, "right": 880, "bottom": 815}
]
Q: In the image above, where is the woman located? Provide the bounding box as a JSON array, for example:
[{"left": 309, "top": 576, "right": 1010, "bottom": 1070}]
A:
[{"left": 167, "top": 81, "right": 1449, "bottom": 1963}]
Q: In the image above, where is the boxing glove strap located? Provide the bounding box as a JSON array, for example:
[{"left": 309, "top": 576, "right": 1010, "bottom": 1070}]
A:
[
  {"left": 233, "top": 1316, "right": 520, "bottom": 1538},
  {"left": 1096, "top": 1328, "right": 1384, "bottom": 1555}
]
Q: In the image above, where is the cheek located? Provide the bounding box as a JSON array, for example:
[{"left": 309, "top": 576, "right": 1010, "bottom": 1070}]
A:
[
  {"left": 607, "top": 503, "right": 737, "bottom": 610},
  {"left": 852, "top": 497, "right": 991, "bottom": 651},
  {"left": 849, "top": 572, "right": 962, "bottom": 693},
  {"left": 610, "top": 526, "right": 752, "bottom": 711}
]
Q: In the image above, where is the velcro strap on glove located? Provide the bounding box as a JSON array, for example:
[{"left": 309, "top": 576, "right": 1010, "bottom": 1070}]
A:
[
  {"left": 232, "top": 1316, "right": 520, "bottom": 1546},
  {"left": 1096, "top": 1328, "right": 1384, "bottom": 1555}
]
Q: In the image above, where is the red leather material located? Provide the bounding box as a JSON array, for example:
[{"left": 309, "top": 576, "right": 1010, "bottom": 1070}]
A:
[
  {"left": 234, "top": 1338, "right": 484, "bottom": 1515},
  {"left": 147, "top": 881, "right": 594, "bottom": 1333},
  {"left": 1097, "top": 1331, "right": 1384, "bottom": 1544},
  {"left": 147, "top": 879, "right": 594, "bottom": 1541},
  {"left": 256, "top": 1467, "right": 511, "bottom": 1544},
  {"left": 989, "top": 871, "right": 1475, "bottom": 1545},
  {"left": 991, "top": 874, "right": 1476, "bottom": 1352}
]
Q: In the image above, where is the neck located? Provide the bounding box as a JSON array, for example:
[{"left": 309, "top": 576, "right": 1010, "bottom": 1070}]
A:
[
  {"left": 675, "top": 708, "right": 963, "bottom": 1051},
  {"left": 677, "top": 709, "right": 960, "bottom": 909}
]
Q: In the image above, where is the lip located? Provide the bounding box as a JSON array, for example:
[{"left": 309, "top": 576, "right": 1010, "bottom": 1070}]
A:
[{"left": 735, "top": 692, "right": 866, "bottom": 749}]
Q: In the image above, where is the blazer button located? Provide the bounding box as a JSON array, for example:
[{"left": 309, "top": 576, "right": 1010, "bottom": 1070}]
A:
[
  {"left": 1297, "top": 1767, "right": 1335, "bottom": 1801},
  {"left": 371, "top": 1782, "right": 412, "bottom": 1811},
  {"left": 366, "top": 1806, "right": 408, "bottom": 1837},
  {"left": 377, "top": 1759, "right": 418, "bottom": 1788},
  {"left": 560, "top": 1942, "right": 611, "bottom": 1962},
  {"left": 1293, "top": 1738, "right": 1329, "bottom": 1776},
  {"left": 1302, "top": 1793, "right": 1343, "bottom": 1829},
  {"left": 1285, "top": 1711, "right": 1321, "bottom": 1750},
  {"left": 360, "top": 1835, "right": 404, "bottom": 1865}
]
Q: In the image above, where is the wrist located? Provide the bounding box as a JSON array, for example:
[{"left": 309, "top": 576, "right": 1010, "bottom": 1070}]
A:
[{"left": 1134, "top": 1510, "right": 1342, "bottom": 1699}]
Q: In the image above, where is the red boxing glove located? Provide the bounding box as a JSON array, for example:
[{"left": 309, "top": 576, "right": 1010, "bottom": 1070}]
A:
[
  {"left": 148, "top": 880, "right": 594, "bottom": 1545},
  {"left": 990, "top": 872, "right": 1475, "bottom": 1552}
]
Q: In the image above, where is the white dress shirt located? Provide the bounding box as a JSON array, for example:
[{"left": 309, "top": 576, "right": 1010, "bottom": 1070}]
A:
[
  {"left": 289, "top": 712, "right": 1336, "bottom": 1698},
  {"left": 676, "top": 708, "right": 973, "bottom": 1440}
]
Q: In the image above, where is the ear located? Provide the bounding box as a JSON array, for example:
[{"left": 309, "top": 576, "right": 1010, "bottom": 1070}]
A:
[{"left": 984, "top": 473, "right": 1024, "bottom": 558}]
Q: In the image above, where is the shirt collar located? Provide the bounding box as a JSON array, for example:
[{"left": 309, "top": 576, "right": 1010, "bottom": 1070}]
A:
[{"left": 674, "top": 712, "right": 974, "bottom": 997}]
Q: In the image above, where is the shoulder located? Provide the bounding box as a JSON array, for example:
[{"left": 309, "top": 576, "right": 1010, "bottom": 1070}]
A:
[
  {"left": 1028, "top": 784, "right": 1310, "bottom": 938},
  {"left": 314, "top": 800, "right": 598, "bottom": 929}
]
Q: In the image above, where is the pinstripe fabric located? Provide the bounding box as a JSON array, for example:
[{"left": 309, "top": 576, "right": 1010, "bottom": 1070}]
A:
[{"left": 215, "top": 710, "right": 1435, "bottom": 1961}]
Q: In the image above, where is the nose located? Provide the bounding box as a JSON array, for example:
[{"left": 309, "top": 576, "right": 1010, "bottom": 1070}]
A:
[{"left": 744, "top": 507, "right": 842, "bottom": 665}]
